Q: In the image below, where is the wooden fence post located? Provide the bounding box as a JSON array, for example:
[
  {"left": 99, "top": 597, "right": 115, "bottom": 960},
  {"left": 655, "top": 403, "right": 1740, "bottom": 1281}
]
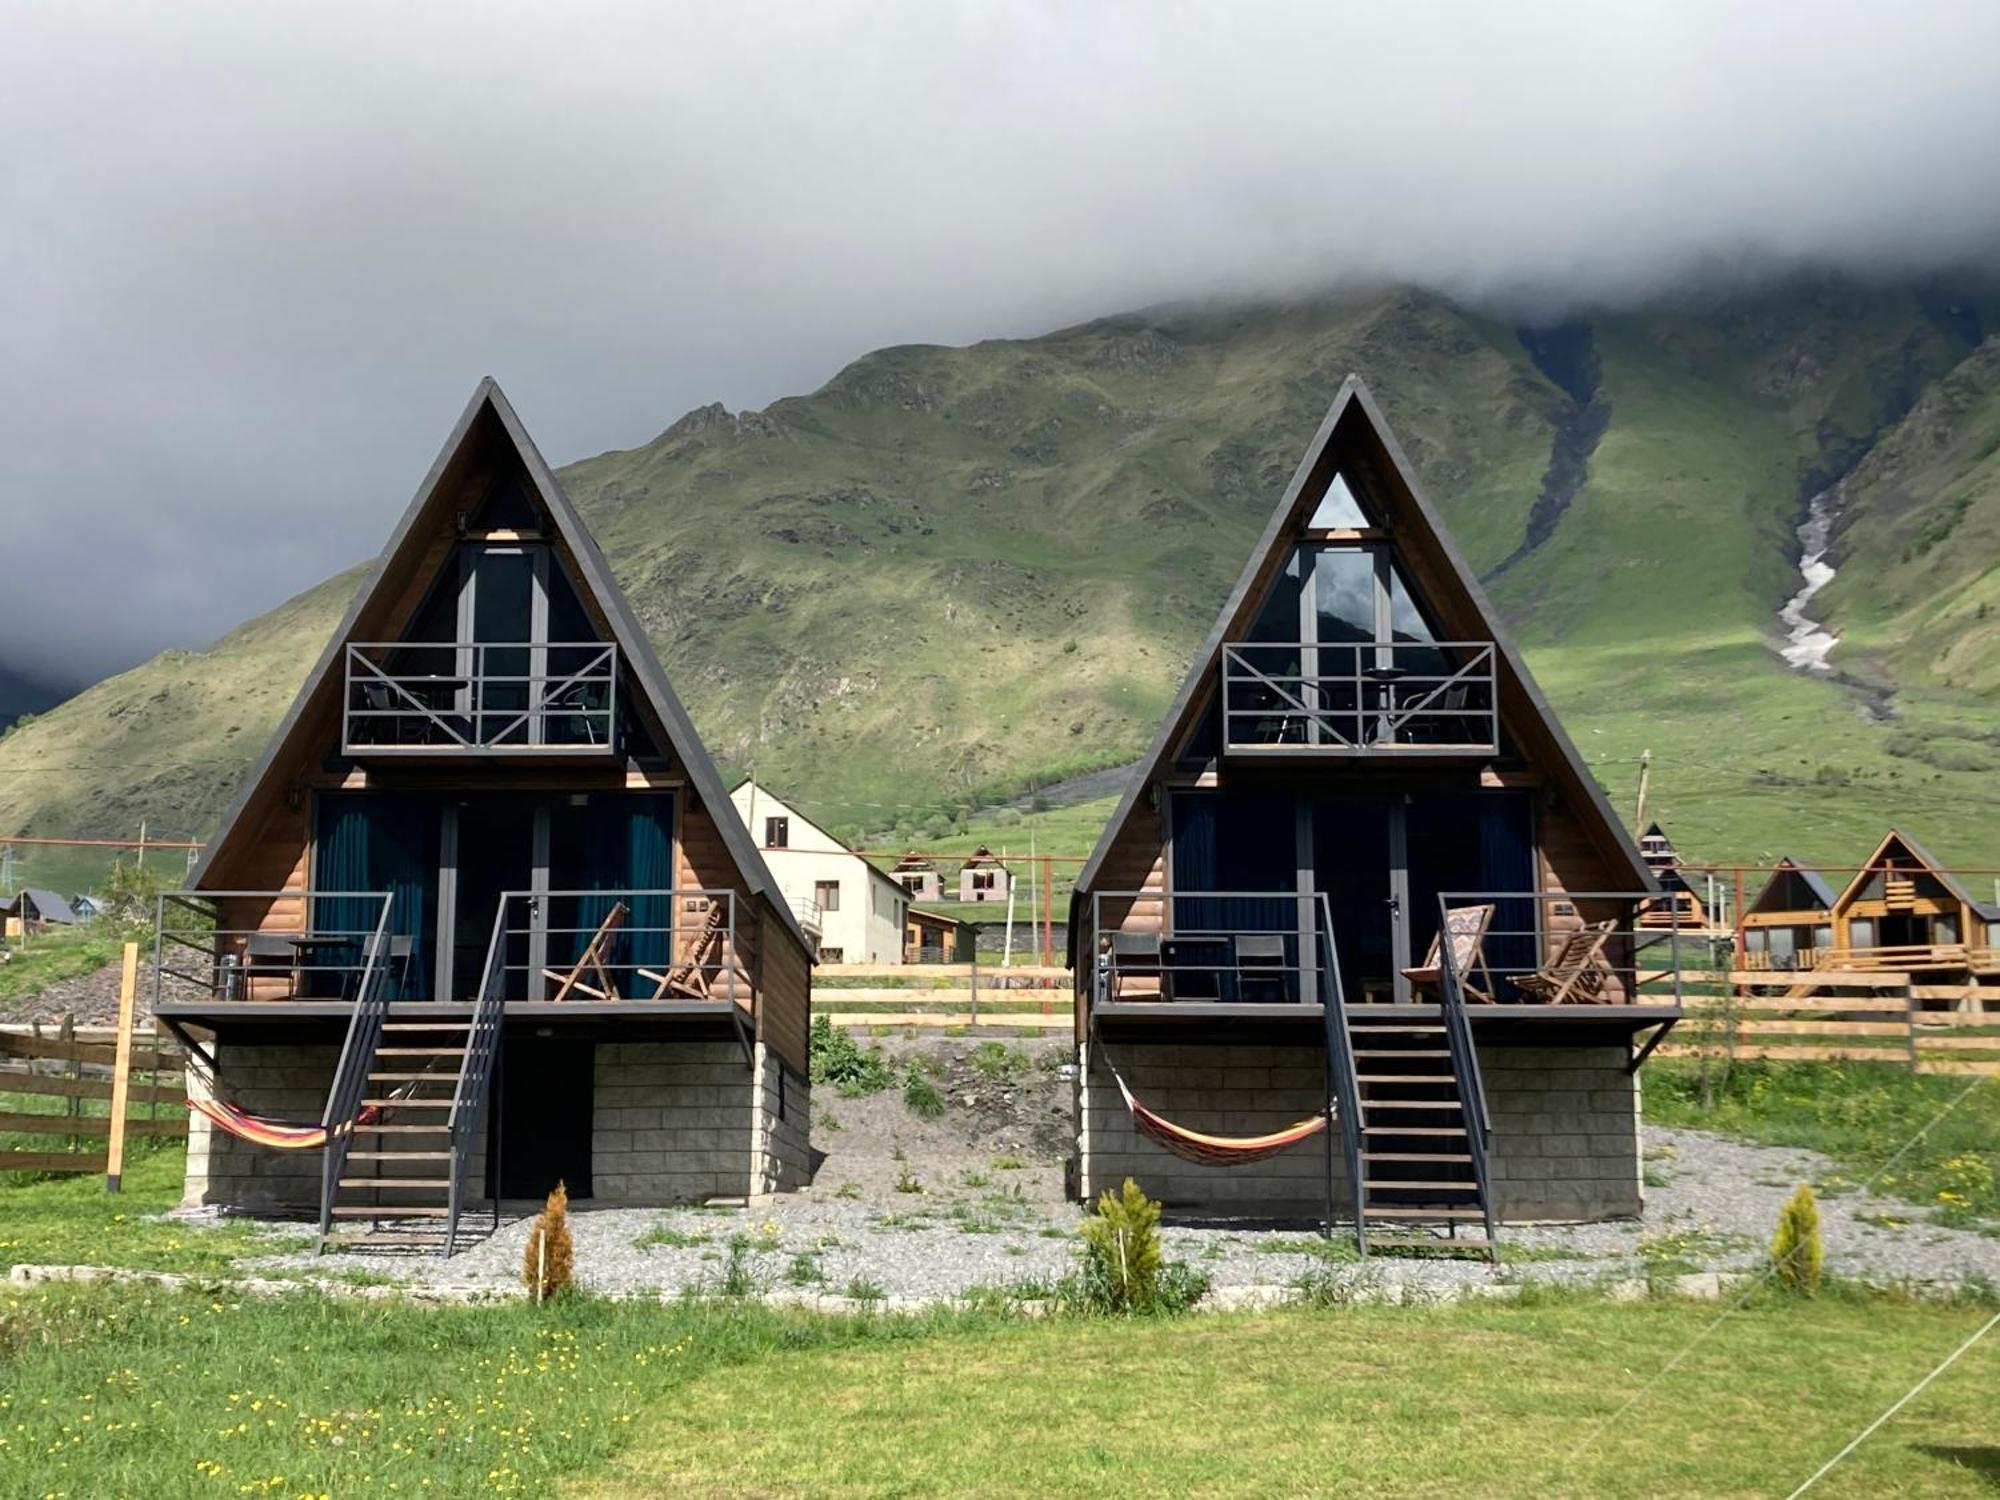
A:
[{"left": 105, "top": 942, "right": 139, "bottom": 1192}]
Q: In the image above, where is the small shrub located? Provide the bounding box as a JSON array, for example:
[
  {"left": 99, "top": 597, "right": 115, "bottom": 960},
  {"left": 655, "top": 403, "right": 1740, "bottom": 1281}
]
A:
[
  {"left": 1078, "top": 1177, "right": 1164, "bottom": 1313},
  {"left": 634, "top": 1221, "right": 709, "bottom": 1250},
  {"left": 522, "top": 1181, "right": 575, "bottom": 1301},
  {"left": 895, "top": 1168, "right": 923, "bottom": 1194},
  {"left": 845, "top": 1275, "right": 885, "bottom": 1304},
  {"left": 784, "top": 1252, "right": 823, "bottom": 1287},
  {"left": 834, "top": 1180, "right": 862, "bottom": 1200},
  {"left": 810, "top": 1015, "right": 895, "bottom": 1096},
  {"left": 718, "top": 1242, "right": 760, "bottom": 1299},
  {"left": 903, "top": 1063, "right": 946, "bottom": 1119},
  {"left": 1772, "top": 1184, "right": 1824, "bottom": 1296},
  {"left": 991, "top": 1154, "right": 1028, "bottom": 1171}
]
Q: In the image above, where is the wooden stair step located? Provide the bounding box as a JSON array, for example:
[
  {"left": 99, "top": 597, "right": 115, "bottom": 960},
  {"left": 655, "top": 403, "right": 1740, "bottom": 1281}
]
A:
[
  {"left": 329, "top": 1205, "right": 452, "bottom": 1218},
  {"left": 346, "top": 1151, "right": 453, "bottom": 1161},
  {"left": 367, "top": 1073, "right": 459, "bottom": 1083},
  {"left": 1353, "top": 1049, "right": 1449, "bottom": 1059},
  {"left": 352, "top": 1123, "right": 452, "bottom": 1134},
  {"left": 361, "top": 1098, "right": 453, "bottom": 1108},
  {"left": 1356, "top": 1099, "right": 1462, "bottom": 1110},
  {"left": 1366, "top": 1206, "right": 1487, "bottom": 1220},
  {"left": 339, "top": 1177, "right": 449, "bottom": 1191},
  {"left": 1357, "top": 1073, "right": 1450, "bottom": 1083},
  {"left": 375, "top": 1047, "right": 467, "bottom": 1056},
  {"left": 1364, "top": 1179, "right": 1476, "bottom": 1191},
  {"left": 326, "top": 1231, "right": 450, "bottom": 1247},
  {"left": 381, "top": 1022, "right": 472, "bottom": 1033},
  {"left": 1361, "top": 1126, "right": 1467, "bottom": 1137},
  {"left": 1364, "top": 1152, "right": 1473, "bottom": 1163},
  {"left": 1367, "top": 1234, "right": 1495, "bottom": 1251},
  {"left": 1349, "top": 1024, "right": 1446, "bottom": 1033}
]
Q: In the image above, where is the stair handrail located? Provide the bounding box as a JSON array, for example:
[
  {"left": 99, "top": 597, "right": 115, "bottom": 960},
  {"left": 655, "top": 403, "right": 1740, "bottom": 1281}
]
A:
[
  {"left": 1314, "top": 894, "right": 1370, "bottom": 1253},
  {"left": 317, "top": 892, "right": 396, "bottom": 1249},
  {"left": 444, "top": 894, "right": 514, "bottom": 1257},
  {"left": 1434, "top": 893, "right": 1496, "bottom": 1250}
]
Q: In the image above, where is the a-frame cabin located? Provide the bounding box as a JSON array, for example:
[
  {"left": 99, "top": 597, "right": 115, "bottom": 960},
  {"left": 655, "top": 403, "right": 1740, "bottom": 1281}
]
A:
[
  {"left": 1069, "top": 377, "right": 1675, "bottom": 1249},
  {"left": 1737, "top": 857, "right": 1837, "bottom": 972},
  {"left": 1636, "top": 821, "right": 1712, "bottom": 931},
  {"left": 158, "top": 380, "right": 813, "bottom": 1252},
  {"left": 1827, "top": 830, "right": 2000, "bottom": 992}
]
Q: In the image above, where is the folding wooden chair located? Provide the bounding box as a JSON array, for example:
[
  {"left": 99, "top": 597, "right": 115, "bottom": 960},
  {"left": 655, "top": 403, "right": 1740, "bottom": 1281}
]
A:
[
  {"left": 1513, "top": 919, "right": 1616, "bottom": 1005},
  {"left": 638, "top": 901, "right": 728, "bottom": 1000},
  {"left": 541, "top": 901, "right": 629, "bottom": 1002},
  {"left": 1400, "top": 902, "right": 1497, "bottom": 1002}
]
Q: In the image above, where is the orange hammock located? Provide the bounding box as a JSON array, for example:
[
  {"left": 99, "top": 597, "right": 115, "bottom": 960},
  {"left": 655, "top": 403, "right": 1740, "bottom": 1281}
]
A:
[
  {"left": 1106, "top": 1065, "right": 1329, "bottom": 1167},
  {"left": 188, "top": 1095, "right": 382, "bottom": 1152}
]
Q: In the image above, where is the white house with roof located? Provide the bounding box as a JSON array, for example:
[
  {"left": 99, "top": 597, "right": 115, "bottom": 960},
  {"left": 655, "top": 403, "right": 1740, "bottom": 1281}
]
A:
[{"left": 729, "top": 780, "right": 910, "bottom": 964}]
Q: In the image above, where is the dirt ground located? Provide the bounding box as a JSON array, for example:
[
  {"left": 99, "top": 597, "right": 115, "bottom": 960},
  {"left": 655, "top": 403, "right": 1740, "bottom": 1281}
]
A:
[{"left": 803, "top": 1033, "right": 1075, "bottom": 1208}]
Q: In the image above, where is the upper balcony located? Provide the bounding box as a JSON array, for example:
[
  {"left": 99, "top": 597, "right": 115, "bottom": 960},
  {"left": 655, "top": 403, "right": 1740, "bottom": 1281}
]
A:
[
  {"left": 1220, "top": 640, "right": 1498, "bottom": 757},
  {"left": 342, "top": 640, "right": 619, "bottom": 759}
]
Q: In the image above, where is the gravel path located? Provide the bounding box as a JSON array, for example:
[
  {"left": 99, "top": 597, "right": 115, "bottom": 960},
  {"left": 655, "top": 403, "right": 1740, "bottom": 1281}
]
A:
[{"left": 234, "top": 1124, "right": 2000, "bottom": 1300}]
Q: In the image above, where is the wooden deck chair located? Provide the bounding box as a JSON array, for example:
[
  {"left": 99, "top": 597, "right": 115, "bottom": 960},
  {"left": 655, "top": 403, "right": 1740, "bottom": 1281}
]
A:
[
  {"left": 638, "top": 901, "right": 729, "bottom": 1000},
  {"left": 1401, "top": 903, "right": 1497, "bottom": 1002},
  {"left": 1513, "top": 919, "right": 1616, "bottom": 1005},
  {"left": 541, "top": 901, "right": 629, "bottom": 1002}
]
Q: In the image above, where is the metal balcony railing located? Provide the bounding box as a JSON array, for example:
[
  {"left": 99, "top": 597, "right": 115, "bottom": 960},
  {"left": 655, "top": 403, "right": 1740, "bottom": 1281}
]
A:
[
  {"left": 1221, "top": 640, "right": 1498, "bottom": 754},
  {"left": 486, "top": 889, "right": 749, "bottom": 1009},
  {"left": 153, "top": 890, "right": 403, "bottom": 1008},
  {"left": 342, "top": 640, "right": 617, "bottom": 754}
]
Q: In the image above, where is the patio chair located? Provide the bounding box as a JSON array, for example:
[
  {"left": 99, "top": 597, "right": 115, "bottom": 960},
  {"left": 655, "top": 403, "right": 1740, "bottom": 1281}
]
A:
[
  {"left": 541, "top": 901, "right": 629, "bottom": 1002},
  {"left": 1234, "top": 933, "right": 1292, "bottom": 1003},
  {"left": 1102, "top": 931, "right": 1162, "bottom": 1004},
  {"left": 638, "top": 901, "right": 729, "bottom": 1000},
  {"left": 1400, "top": 903, "right": 1497, "bottom": 1002},
  {"left": 1513, "top": 919, "right": 1616, "bottom": 1005}
]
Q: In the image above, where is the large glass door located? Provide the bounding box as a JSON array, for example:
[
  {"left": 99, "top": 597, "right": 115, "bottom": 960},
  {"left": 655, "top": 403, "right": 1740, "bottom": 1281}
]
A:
[{"left": 1310, "top": 796, "right": 1397, "bottom": 1002}]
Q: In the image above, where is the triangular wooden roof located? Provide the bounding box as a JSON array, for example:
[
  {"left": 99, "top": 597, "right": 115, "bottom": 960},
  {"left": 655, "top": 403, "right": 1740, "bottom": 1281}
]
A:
[
  {"left": 1075, "top": 374, "right": 1654, "bottom": 897},
  {"left": 1832, "top": 829, "right": 1999, "bottom": 921},
  {"left": 192, "top": 378, "right": 808, "bottom": 954},
  {"left": 1745, "top": 857, "right": 1839, "bottom": 917}
]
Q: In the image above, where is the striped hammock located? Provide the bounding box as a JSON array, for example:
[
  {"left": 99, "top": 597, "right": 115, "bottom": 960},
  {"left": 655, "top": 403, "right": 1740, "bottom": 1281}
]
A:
[
  {"left": 1107, "top": 1067, "right": 1329, "bottom": 1168},
  {"left": 188, "top": 1095, "right": 382, "bottom": 1152}
]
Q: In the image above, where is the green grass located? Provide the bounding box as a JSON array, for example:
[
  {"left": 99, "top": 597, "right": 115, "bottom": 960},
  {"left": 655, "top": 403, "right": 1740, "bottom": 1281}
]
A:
[
  {"left": 0, "top": 925, "right": 126, "bottom": 1008},
  {"left": 572, "top": 1293, "right": 2000, "bottom": 1498},
  {"left": 1645, "top": 1060, "right": 2000, "bottom": 1226},
  {"left": 0, "top": 1146, "right": 309, "bottom": 1273}
]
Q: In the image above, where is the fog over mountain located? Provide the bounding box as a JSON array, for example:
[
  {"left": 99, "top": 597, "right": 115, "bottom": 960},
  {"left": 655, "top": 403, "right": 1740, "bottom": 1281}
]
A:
[{"left": 4, "top": 1, "right": 1999, "bottom": 683}]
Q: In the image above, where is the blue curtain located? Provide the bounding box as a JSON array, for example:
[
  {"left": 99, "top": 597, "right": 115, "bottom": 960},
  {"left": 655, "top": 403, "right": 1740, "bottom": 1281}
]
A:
[
  {"left": 312, "top": 802, "right": 373, "bottom": 998},
  {"left": 1170, "top": 792, "right": 1297, "bottom": 999},
  {"left": 372, "top": 798, "right": 436, "bottom": 1000},
  {"left": 1477, "top": 796, "right": 1535, "bottom": 997}
]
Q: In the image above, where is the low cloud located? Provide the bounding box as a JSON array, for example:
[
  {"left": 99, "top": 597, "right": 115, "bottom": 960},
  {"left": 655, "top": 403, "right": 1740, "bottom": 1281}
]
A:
[{"left": 3, "top": 1, "right": 1998, "bottom": 681}]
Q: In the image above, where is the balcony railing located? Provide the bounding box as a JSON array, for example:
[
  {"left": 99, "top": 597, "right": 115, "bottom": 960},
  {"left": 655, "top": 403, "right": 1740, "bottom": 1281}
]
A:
[
  {"left": 153, "top": 890, "right": 402, "bottom": 1010},
  {"left": 342, "top": 640, "right": 617, "bottom": 754},
  {"left": 487, "top": 889, "right": 749, "bottom": 1008},
  {"left": 1087, "top": 887, "right": 1704, "bottom": 1010},
  {"left": 1220, "top": 641, "right": 1497, "bottom": 755}
]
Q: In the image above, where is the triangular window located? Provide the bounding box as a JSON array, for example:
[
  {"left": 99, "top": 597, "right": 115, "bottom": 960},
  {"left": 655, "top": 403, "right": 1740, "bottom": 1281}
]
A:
[{"left": 1306, "top": 471, "right": 1368, "bottom": 529}]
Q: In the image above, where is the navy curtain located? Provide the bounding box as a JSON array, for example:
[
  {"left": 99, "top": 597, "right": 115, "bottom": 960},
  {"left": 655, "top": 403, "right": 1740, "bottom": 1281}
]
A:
[
  {"left": 1170, "top": 791, "right": 1297, "bottom": 998},
  {"left": 315, "top": 795, "right": 437, "bottom": 1000},
  {"left": 626, "top": 798, "right": 674, "bottom": 975},
  {"left": 313, "top": 802, "right": 373, "bottom": 998}
]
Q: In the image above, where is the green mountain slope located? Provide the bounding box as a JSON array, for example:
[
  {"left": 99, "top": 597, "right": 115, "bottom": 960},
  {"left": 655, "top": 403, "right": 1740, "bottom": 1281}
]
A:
[{"left": 3, "top": 275, "right": 1998, "bottom": 882}]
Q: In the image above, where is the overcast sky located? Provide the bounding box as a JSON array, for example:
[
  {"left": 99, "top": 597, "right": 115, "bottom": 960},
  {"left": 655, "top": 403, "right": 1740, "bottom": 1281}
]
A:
[{"left": 4, "top": 1, "right": 1999, "bottom": 686}]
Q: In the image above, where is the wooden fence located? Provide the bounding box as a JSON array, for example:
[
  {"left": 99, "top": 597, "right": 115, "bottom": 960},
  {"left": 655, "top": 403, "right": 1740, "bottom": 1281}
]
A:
[
  {"left": 1659, "top": 970, "right": 2000, "bottom": 1077},
  {"left": 813, "top": 962, "right": 1072, "bottom": 1031},
  {"left": 0, "top": 944, "right": 185, "bottom": 1181}
]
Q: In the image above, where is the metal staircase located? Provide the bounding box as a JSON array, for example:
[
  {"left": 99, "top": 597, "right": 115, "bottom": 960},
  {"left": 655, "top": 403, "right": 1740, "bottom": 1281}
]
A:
[
  {"left": 1320, "top": 894, "right": 1498, "bottom": 1260},
  {"left": 317, "top": 906, "right": 508, "bottom": 1257}
]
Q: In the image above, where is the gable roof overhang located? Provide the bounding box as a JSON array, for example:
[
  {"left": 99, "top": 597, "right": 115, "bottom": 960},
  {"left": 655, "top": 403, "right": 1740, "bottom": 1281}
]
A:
[
  {"left": 1745, "top": 857, "right": 1840, "bottom": 918},
  {"left": 1831, "top": 829, "right": 1999, "bottom": 922},
  {"left": 190, "top": 379, "right": 810, "bottom": 957},
  {"left": 1070, "top": 375, "right": 1655, "bottom": 955}
]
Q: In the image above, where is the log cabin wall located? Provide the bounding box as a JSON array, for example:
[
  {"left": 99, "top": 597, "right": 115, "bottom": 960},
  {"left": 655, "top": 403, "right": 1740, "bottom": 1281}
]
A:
[
  {"left": 756, "top": 907, "right": 812, "bottom": 1075},
  {"left": 674, "top": 792, "right": 761, "bottom": 993}
]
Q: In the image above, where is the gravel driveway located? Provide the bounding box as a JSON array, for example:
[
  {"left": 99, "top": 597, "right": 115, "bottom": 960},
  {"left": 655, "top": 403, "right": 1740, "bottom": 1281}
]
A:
[{"left": 236, "top": 1124, "right": 2000, "bottom": 1300}]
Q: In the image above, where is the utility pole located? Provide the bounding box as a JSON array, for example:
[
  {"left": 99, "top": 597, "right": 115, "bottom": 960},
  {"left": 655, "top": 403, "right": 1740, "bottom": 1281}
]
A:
[
  {"left": 1633, "top": 750, "right": 1652, "bottom": 830},
  {"left": 1001, "top": 844, "right": 1017, "bottom": 967},
  {"left": 136, "top": 820, "right": 147, "bottom": 872}
]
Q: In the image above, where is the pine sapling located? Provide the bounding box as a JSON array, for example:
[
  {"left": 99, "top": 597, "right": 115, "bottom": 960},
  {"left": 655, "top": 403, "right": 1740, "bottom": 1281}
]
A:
[
  {"left": 1770, "top": 1182, "right": 1823, "bottom": 1296},
  {"left": 523, "top": 1179, "right": 575, "bottom": 1301}
]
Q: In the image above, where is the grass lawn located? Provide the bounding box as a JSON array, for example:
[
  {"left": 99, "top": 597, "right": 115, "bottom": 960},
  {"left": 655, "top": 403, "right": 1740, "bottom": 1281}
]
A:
[
  {"left": 2, "top": 1286, "right": 1995, "bottom": 1499},
  {"left": 1645, "top": 1059, "right": 2000, "bottom": 1226}
]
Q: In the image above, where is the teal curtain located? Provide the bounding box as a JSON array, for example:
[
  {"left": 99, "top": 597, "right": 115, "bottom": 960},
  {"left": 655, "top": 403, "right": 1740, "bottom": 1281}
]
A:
[
  {"left": 315, "top": 794, "right": 438, "bottom": 1000},
  {"left": 626, "top": 798, "right": 674, "bottom": 974}
]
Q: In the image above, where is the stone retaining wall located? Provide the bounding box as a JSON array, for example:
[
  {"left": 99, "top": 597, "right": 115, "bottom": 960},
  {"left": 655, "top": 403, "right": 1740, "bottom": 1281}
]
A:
[{"left": 1076, "top": 1040, "right": 1641, "bottom": 1223}]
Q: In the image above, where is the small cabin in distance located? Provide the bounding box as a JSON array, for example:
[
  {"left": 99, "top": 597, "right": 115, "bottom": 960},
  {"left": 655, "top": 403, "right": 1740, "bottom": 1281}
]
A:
[
  {"left": 1830, "top": 830, "right": 2000, "bottom": 973},
  {"left": 1737, "top": 858, "right": 1836, "bottom": 971},
  {"left": 1069, "top": 376, "right": 1674, "bottom": 1250},
  {"left": 892, "top": 853, "right": 943, "bottom": 902},
  {"left": 3, "top": 887, "right": 80, "bottom": 939},
  {"left": 958, "top": 847, "right": 1012, "bottom": 903},
  {"left": 905, "top": 907, "right": 970, "bottom": 964},
  {"left": 1636, "top": 822, "right": 1711, "bottom": 931}
]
